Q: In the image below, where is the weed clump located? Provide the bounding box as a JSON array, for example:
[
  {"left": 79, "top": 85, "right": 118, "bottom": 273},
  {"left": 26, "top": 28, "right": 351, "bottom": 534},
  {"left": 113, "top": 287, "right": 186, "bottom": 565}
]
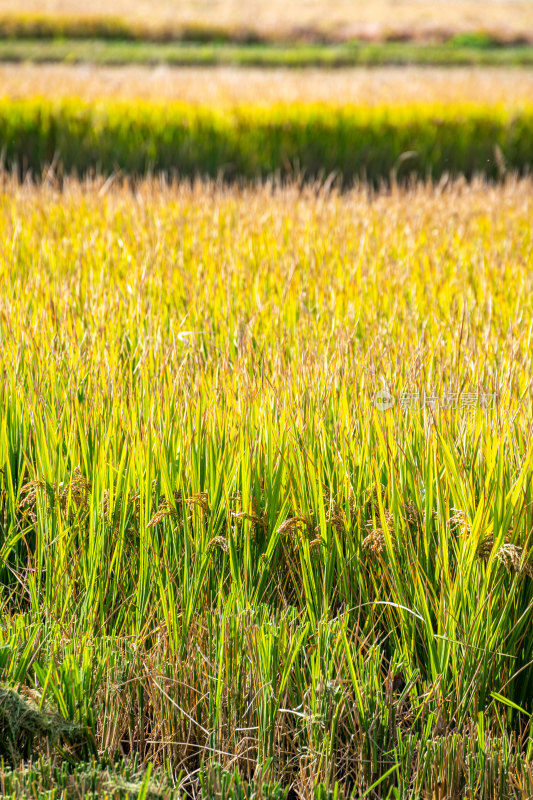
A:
[{"left": 0, "top": 685, "right": 87, "bottom": 766}]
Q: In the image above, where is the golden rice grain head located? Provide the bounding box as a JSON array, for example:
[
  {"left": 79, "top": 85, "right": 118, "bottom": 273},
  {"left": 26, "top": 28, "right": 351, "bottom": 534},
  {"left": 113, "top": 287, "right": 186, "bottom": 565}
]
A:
[
  {"left": 448, "top": 509, "right": 471, "bottom": 535},
  {"left": 276, "top": 516, "right": 309, "bottom": 535},
  {"left": 366, "top": 507, "right": 394, "bottom": 532},
  {"left": 210, "top": 536, "right": 229, "bottom": 554},
  {"left": 476, "top": 535, "right": 495, "bottom": 559},
  {"left": 348, "top": 486, "right": 356, "bottom": 517},
  {"left": 185, "top": 491, "right": 209, "bottom": 514},
  {"left": 147, "top": 495, "right": 181, "bottom": 528},
  {"left": 495, "top": 543, "right": 532, "bottom": 576},
  {"left": 404, "top": 500, "right": 421, "bottom": 526},
  {"left": 58, "top": 468, "right": 91, "bottom": 510},
  {"left": 362, "top": 529, "right": 386, "bottom": 556},
  {"left": 325, "top": 507, "right": 346, "bottom": 533}
]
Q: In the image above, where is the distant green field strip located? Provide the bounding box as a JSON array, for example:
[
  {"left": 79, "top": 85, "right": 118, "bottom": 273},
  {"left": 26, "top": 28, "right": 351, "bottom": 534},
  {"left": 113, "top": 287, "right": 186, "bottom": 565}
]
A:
[
  {"left": 0, "top": 99, "right": 531, "bottom": 181},
  {"left": 1, "top": 39, "right": 533, "bottom": 67}
]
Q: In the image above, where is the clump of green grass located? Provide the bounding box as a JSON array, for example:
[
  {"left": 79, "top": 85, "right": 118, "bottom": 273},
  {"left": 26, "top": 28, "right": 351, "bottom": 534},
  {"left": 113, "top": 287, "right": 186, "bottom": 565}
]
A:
[
  {"left": 1, "top": 37, "right": 533, "bottom": 68},
  {"left": 0, "top": 684, "right": 87, "bottom": 765},
  {"left": 0, "top": 755, "right": 184, "bottom": 799}
]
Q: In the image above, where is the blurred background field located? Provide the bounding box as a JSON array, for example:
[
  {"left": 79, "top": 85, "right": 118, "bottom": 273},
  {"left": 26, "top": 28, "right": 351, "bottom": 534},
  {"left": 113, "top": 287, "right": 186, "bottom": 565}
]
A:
[
  {"left": 1, "top": 64, "right": 533, "bottom": 106},
  {"left": 0, "top": 0, "right": 532, "bottom": 67},
  {"left": 2, "top": 0, "right": 532, "bottom": 42},
  {"left": 1, "top": 99, "right": 531, "bottom": 183}
]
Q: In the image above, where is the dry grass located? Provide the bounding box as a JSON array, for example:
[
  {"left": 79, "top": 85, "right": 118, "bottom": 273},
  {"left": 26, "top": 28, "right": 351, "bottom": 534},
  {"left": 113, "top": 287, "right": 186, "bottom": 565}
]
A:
[
  {"left": 2, "top": 63, "right": 533, "bottom": 106},
  {"left": 1, "top": 0, "right": 532, "bottom": 41}
]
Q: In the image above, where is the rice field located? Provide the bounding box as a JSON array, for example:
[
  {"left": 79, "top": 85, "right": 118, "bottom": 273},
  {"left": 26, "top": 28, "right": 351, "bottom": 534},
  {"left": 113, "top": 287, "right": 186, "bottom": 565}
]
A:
[
  {"left": 3, "top": 97, "right": 533, "bottom": 186},
  {"left": 3, "top": 64, "right": 533, "bottom": 106},
  {"left": 0, "top": 173, "right": 532, "bottom": 798},
  {"left": 2, "top": 0, "right": 532, "bottom": 41},
  {"left": 1, "top": 11, "right": 533, "bottom": 790}
]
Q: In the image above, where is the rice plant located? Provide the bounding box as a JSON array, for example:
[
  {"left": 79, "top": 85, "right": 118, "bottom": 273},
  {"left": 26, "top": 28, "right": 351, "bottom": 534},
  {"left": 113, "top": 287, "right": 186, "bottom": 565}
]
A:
[{"left": 0, "top": 175, "right": 532, "bottom": 798}]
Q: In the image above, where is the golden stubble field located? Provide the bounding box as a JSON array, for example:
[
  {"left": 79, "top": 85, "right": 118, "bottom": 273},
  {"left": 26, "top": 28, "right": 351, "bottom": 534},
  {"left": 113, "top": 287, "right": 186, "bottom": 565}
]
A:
[
  {"left": 2, "top": 0, "right": 533, "bottom": 40},
  {"left": 2, "top": 64, "right": 533, "bottom": 106}
]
